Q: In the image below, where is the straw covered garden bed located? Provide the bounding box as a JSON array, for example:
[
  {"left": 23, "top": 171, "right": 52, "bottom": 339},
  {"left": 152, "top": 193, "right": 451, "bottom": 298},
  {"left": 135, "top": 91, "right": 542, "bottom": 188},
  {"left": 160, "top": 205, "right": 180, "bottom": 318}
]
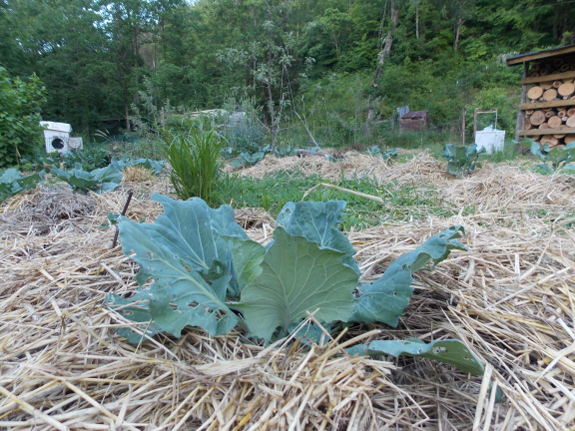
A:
[{"left": 0, "top": 152, "right": 574, "bottom": 430}]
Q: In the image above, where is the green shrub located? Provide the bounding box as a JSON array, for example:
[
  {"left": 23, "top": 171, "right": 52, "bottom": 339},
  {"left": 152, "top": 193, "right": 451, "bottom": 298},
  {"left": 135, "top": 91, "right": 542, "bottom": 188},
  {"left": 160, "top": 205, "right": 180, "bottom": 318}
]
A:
[
  {"left": 163, "top": 124, "right": 224, "bottom": 205},
  {"left": 0, "top": 67, "right": 46, "bottom": 168},
  {"left": 62, "top": 146, "right": 111, "bottom": 171}
]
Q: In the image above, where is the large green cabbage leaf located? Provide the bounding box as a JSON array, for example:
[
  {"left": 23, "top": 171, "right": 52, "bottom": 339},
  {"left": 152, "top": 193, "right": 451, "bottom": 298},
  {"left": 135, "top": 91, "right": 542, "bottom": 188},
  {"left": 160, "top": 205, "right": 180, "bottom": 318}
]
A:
[
  {"left": 107, "top": 194, "right": 262, "bottom": 338},
  {"left": 0, "top": 168, "right": 41, "bottom": 202},
  {"left": 347, "top": 338, "right": 484, "bottom": 376},
  {"left": 233, "top": 226, "right": 359, "bottom": 342},
  {"left": 275, "top": 200, "right": 360, "bottom": 275},
  {"left": 52, "top": 164, "right": 122, "bottom": 193},
  {"left": 350, "top": 226, "right": 466, "bottom": 327},
  {"left": 108, "top": 195, "right": 466, "bottom": 347}
]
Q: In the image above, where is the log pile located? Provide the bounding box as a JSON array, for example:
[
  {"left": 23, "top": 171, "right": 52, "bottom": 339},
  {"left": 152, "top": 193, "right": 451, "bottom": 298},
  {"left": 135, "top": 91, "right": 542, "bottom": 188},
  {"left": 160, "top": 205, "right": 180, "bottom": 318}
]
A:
[{"left": 523, "top": 56, "right": 575, "bottom": 148}]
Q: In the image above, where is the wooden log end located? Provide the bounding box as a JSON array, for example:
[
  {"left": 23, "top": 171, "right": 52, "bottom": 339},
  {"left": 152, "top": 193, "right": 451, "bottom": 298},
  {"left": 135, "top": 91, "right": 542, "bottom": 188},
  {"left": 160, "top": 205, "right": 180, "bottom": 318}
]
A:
[
  {"left": 548, "top": 116, "right": 563, "bottom": 129},
  {"left": 543, "top": 88, "right": 558, "bottom": 101},
  {"left": 527, "top": 86, "right": 544, "bottom": 100},
  {"left": 530, "top": 110, "right": 546, "bottom": 126},
  {"left": 566, "top": 115, "right": 575, "bottom": 128}
]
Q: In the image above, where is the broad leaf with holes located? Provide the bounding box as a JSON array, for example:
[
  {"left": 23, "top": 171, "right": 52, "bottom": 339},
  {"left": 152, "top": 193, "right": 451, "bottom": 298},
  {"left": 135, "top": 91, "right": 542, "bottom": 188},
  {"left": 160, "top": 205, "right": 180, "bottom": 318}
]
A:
[
  {"left": 109, "top": 195, "right": 475, "bottom": 377},
  {"left": 350, "top": 226, "right": 466, "bottom": 326},
  {"left": 107, "top": 194, "right": 261, "bottom": 337}
]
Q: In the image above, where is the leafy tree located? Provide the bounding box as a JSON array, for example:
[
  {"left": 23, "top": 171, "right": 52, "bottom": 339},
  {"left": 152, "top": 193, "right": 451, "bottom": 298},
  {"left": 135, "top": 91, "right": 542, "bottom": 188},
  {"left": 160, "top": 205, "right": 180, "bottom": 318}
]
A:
[{"left": 0, "top": 67, "right": 46, "bottom": 168}]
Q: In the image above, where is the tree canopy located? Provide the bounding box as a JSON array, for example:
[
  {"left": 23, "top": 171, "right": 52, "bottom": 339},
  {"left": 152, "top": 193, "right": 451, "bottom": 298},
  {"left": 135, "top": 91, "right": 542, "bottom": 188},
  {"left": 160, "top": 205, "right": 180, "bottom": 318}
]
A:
[{"left": 0, "top": 0, "right": 572, "bottom": 143}]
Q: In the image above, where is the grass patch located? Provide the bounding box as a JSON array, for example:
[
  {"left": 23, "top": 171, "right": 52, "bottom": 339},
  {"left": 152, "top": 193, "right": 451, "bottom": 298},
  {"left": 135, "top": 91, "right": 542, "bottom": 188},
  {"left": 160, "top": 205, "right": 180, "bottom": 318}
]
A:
[{"left": 222, "top": 169, "right": 469, "bottom": 230}]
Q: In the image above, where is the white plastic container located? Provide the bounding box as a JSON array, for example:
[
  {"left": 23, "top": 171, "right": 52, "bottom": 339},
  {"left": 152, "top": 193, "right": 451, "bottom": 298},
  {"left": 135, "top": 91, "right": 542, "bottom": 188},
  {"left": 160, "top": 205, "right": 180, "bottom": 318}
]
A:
[
  {"left": 475, "top": 125, "right": 505, "bottom": 154},
  {"left": 40, "top": 121, "right": 73, "bottom": 153}
]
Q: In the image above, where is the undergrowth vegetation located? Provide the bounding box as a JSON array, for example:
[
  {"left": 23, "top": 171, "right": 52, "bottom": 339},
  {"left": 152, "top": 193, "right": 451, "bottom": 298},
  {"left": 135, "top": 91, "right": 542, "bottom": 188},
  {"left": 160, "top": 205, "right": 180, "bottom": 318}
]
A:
[{"left": 221, "top": 170, "right": 461, "bottom": 230}]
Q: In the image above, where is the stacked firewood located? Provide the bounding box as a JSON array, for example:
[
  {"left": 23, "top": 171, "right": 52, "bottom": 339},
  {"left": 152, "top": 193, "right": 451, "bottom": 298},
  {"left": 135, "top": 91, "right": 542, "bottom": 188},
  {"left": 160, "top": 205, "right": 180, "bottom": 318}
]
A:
[{"left": 523, "top": 57, "right": 575, "bottom": 148}]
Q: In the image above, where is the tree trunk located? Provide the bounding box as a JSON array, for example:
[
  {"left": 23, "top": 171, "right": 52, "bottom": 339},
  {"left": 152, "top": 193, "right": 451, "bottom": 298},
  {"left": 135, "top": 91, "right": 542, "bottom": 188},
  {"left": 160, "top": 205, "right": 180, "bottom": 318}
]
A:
[
  {"left": 372, "top": 0, "right": 400, "bottom": 87},
  {"left": 454, "top": 18, "right": 464, "bottom": 51},
  {"left": 125, "top": 103, "right": 131, "bottom": 131},
  {"left": 415, "top": 4, "right": 419, "bottom": 39}
]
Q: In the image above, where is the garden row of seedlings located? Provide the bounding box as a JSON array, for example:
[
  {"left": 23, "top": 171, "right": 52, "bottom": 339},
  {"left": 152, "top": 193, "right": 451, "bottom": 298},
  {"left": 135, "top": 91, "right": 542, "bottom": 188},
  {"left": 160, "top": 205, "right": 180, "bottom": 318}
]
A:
[{"left": 524, "top": 55, "right": 575, "bottom": 148}]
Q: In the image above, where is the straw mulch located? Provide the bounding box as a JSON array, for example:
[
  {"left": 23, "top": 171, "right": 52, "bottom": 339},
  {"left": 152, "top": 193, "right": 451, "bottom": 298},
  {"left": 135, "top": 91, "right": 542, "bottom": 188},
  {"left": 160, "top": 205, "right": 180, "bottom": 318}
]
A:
[
  {"left": 235, "top": 152, "right": 575, "bottom": 212},
  {"left": 1, "top": 153, "right": 574, "bottom": 430}
]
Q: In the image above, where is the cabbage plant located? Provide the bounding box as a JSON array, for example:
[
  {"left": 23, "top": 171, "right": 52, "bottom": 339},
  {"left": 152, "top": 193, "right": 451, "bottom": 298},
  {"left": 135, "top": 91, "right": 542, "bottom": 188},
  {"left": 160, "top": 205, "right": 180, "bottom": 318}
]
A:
[
  {"left": 108, "top": 195, "right": 484, "bottom": 375},
  {"left": 442, "top": 143, "right": 485, "bottom": 177},
  {"left": 519, "top": 139, "right": 575, "bottom": 173},
  {"left": 0, "top": 168, "right": 41, "bottom": 202},
  {"left": 52, "top": 164, "right": 122, "bottom": 194}
]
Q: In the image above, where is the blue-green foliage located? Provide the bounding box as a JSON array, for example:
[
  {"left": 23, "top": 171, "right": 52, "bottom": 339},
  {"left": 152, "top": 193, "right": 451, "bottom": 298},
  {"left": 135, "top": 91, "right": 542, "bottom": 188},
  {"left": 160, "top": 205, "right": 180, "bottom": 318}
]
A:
[
  {"left": 442, "top": 143, "right": 486, "bottom": 177},
  {"left": 367, "top": 146, "right": 399, "bottom": 160},
  {"left": 108, "top": 196, "right": 480, "bottom": 375},
  {"left": 520, "top": 140, "right": 575, "bottom": 174},
  {"left": 0, "top": 168, "right": 42, "bottom": 202},
  {"left": 62, "top": 147, "right": 110, "bottom": 171},
  {"left": 347, "top": 338, "right": 484, "bottom": 377},
  {"left": 52, "top": 164, "right": 122, "bottom": 194},
  {"left": 110, "top": 157, "right": 165, "bottom": 175}
]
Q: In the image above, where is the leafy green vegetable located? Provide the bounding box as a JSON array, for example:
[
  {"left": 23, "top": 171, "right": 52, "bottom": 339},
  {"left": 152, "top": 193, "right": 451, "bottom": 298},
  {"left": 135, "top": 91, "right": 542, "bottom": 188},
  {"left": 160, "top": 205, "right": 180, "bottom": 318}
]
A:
[
  {"left": 109, "top": 195, "right": 477, "bottom": 374},
  {"left": 347, "top": 338, "right": 484, "bottom": 376},
  {"left": 234, "top": 226, "right": 358, "bottom": 341},
  {"left": 350, "top": 226, "right": 466, "bottom": 326},
  {"left": 275, "top": 200, "right": 360, "bottom": 275},
  {"left": 108, "top": 195, "right": 258, "bottom": 337},
  {"left": 52, "top": 164, "right": 122, "bottom": 194},
  {"left": 110, "top": 196, "right": 464, "bottom": 338},
  {"left": 230, "top": 151, "right": 266, "bottom": 167},
  {"left": 0, "top": 168, "right": 41, "bottom": 202},
  {"left": 367, "top": 146, "right": 399, "bottom": 161},
  {"left": 442, "top": 143, "right": 485, "bottom": 177},
  {"left": 519, "top": 139, "right": 575, "bottom": 173},
  {"left": 111, "top": 157, "right": 165, "bottom": 175},
  {"left": 62, "top": 147, "right": 110, "bottom": 171}
]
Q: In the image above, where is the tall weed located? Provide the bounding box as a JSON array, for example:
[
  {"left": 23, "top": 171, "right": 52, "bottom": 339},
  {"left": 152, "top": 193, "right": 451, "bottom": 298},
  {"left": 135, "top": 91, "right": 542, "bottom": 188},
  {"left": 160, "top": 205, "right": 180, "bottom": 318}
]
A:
[{"left": 162, "top": 124, "right": 224, "bottom": 205}]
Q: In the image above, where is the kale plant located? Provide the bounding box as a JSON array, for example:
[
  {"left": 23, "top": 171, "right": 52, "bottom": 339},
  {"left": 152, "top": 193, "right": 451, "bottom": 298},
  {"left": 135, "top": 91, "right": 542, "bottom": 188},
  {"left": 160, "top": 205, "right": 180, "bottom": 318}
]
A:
[
  {"left": 108, "top": 196, "right": 484, "bottom": 376},
  {"left": 442, "top": 143, "right": 485, "bottom": 177}
]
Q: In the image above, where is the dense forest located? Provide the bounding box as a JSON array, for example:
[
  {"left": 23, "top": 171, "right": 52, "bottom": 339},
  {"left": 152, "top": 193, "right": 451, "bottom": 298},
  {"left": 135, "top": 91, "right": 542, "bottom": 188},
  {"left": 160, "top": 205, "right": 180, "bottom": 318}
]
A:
[{"left": 1, "top": 0, "right": 575, "bottom": 148}]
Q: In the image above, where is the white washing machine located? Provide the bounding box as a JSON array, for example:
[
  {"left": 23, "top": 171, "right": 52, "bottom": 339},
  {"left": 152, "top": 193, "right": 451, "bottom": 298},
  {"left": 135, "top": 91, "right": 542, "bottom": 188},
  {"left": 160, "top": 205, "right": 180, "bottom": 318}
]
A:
[{"left": 40, "top": 121, "right": 83, "bottom": 153}]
